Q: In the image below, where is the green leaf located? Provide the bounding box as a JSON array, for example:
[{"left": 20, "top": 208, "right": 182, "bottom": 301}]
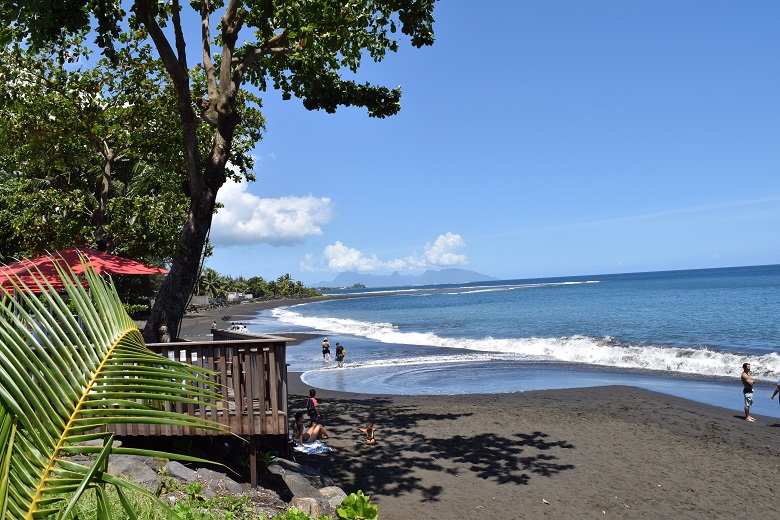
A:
[
  {"left": 0, "top": 254, "right": 229, "bottom": 518},
  {"left": 336, "top": 491, "right": 378, "bottom": 520}
]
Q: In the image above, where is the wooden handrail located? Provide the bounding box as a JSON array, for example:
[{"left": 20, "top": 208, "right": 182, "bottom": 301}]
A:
[{"left": 107, "top": 334, "right": 291, "bottom": 438}]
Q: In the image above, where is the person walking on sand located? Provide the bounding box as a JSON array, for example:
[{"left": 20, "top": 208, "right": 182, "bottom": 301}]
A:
[
  {"left": 335, "top": 342, "right": 346, "bottom": 368},
  {"left": 321, "top": 337, "right": 331, "bottom": 361},
  {"left": 742, "top": 362, "right": 756, "bottom": 422}
]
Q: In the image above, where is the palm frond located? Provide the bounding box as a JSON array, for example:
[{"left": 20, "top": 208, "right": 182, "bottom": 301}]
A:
[{"left": 0, "top": 254, "right": 229, "bottom": 518}]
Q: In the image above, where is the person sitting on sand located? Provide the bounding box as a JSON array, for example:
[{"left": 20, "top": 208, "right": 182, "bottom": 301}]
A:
[
  {"left": 742, "top": 362, "right": 756, "bottom": 422},
  {"left": 292, "top": 411, "right": 329, "bottom": 445},
  {"left": 359, "top": 422, "right": 376, "bottom": 444}
]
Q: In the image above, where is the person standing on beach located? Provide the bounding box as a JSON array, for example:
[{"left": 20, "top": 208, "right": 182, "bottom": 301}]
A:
[
  {"left": 335, "top": 342, "right": 346, "bottom": 368},
  {"left": 321, "top": 338, "right": 331, "bottom": 361},
  {"left": 742, "top": 362, "right": 756, "bottom": 422}
]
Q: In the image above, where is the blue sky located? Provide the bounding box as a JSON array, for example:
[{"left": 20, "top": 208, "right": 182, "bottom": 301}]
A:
[{"left": 205, "top": 1, "right": 780, "bottom": 284}]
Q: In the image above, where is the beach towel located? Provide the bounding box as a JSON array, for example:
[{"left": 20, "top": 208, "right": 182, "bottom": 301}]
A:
[{"left": 294, "top": 440, "right": 332, "bottom": 454}]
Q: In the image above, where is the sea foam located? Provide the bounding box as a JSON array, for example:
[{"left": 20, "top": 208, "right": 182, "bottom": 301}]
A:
[{"left": 271, "top": 307, "right": 780, "bottom": 381}]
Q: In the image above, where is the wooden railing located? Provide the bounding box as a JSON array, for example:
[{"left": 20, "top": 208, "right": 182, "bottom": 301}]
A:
[{"left": 107, "top": 333, "right": 291, "bottom": 439}]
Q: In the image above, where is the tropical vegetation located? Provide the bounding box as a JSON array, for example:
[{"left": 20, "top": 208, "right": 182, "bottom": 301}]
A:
[
  {"left": 0, "top": 257, "right": 229, "bottom": 518},
  {"left": 194, "top": 270, "right": 319, "bottom": 301},
  {"left": 0, "top": 0, "right": 438, "bottom": 344}
]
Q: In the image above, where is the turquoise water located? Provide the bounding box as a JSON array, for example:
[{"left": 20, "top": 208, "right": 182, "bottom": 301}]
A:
[{"left": 248, "top": 265, "right": 780, "bottom": 417}]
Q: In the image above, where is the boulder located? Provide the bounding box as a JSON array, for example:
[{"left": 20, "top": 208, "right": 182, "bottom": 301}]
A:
[
  {"left": 197, "top": 467, "right": 247, "bottom": 495},
  {"left": 289, "top": 497, "right": 321, "bottom": 517},
  {"left": 268, "top": 459, "right": 333, "bottom": 512},
  {"left": 164, "top": 461, "right": 198, "bottom": 483},
  {"left": 269, "top": 458, "right": 334, "bottom": 488},
  {"left": 320, "top": 486, "right": 348, "bottom": 509},
  {"left": 107, "top": 455, "right": 162, "bottom": 493}
]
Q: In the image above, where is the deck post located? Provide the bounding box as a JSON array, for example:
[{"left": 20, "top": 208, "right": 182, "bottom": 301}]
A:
[{"left": 249, "top": 436, "right": 258, "bottom": 487}]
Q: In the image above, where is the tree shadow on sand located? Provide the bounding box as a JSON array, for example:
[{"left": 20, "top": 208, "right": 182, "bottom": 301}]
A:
[{"left": 289, "top": 394, "right": 576, "bottom": 501}]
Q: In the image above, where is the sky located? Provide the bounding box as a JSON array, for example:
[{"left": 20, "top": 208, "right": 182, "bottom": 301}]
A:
[{"left": 203, "top": 1, "right": 780, "bottom": 285}]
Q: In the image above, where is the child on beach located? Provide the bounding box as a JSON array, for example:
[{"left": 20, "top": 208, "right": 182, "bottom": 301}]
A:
[
  {"left": 307, "top": 388, "right": 328, "bottom": 432},
  {"left": 359, "top": 422, "right": 376, "bottom": 444}
]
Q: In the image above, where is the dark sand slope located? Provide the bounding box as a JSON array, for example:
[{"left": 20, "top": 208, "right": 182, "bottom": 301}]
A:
[{"left": 287, "top": 378, "right": 780, "bottom": 519}]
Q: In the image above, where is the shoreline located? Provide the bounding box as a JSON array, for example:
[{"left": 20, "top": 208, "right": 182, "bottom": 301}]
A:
[
  {"left": 179, "top": 298, "right": 780, "bottom": 517},
  {"left": 175, "top": 296, "right": 339, "bottom": 342}
]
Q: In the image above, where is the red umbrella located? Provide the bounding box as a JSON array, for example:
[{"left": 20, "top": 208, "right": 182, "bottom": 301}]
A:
[{"left": 0, "top": 247, "right": 168, "bottom": 292}]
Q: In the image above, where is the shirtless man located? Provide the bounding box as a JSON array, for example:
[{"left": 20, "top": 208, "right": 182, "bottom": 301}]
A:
[{"left": 741, "top": 362, "right": 756, "bottom": 422}]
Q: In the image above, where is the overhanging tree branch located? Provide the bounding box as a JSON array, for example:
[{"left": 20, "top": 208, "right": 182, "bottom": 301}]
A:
[
  {"left": 134, "top": 0, "right": 203, "bottom": 197},
  {"left": 171, "top": 0, "right": 189, "bottom": 71}
]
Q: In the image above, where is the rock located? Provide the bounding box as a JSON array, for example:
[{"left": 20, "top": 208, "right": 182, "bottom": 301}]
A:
[
  {"left": 270, "top": 466, "right": 322, "bottom": 500},
  {"left": 269, "top": 458, "right": 335, "bottom": 488},
  {"left": 289, "top": 497, "right": 320, "bottom": 517},
  {"left": 267, "top": 458, "right": 341, "bottom": 514},
  {"left": 59, "top": 446, "right": 340, "bottom": 518},
  {"left": 197, "top": 467, "right": 246, "bottom": 494},
  {"left": 75, "top": 438, "right": 123, "bottom": 448},
  {"left": 320, "top": 486, "right": 348, "bottom": 509},
  {"left": 107, "top": 455, "right": 162, "bottom": 493},
  {"left": 165, "top": 461, "right": 198, "bottom": 483}
]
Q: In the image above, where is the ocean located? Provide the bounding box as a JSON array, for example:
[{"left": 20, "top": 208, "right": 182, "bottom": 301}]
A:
[{"left": 247, "top": 265, "right": 780, "bottom": 417}]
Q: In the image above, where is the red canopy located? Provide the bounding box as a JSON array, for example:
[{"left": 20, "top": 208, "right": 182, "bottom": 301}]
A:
[{"left": 0, "top": 247, "right": 168, "bottom": 292}]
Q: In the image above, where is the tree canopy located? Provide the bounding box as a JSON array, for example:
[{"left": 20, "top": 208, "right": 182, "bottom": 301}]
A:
[
  {"left": 0, "top": 37, "right": 186, "bottom": 264},
  {"left": 1, "top": 0, "right": 438, "bottom": 341}
]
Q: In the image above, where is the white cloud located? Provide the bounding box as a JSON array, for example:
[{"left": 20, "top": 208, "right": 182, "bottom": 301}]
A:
[
  {"left": 212, "top": 181, "right": 333, "bottom": 246},
  {"left": 420, "top": 232, "right": 469, "bottom": 266},
  {"left": 300, "top": 233, "right": 469, "bottom": 273}
]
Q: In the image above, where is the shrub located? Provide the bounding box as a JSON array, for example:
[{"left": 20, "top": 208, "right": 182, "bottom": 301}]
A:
[{"left": 336, "top": 491, "right": 378, "bottom": 520}]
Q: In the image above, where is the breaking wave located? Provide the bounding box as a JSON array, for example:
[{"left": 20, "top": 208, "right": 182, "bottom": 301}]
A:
[{"left": 271, "top": 307, "right": 780, "bottom": 380}]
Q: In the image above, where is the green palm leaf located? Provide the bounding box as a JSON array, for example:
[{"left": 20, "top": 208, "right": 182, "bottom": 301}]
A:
[{"left": 0, "top": 256, "right": 229, "bottom": 518}]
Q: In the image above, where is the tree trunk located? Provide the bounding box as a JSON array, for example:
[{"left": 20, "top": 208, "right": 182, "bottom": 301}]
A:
[
  {"left": 141, "top": 111, "right": 237, "bottom": 342},
  {"left": 137, "top": 0, "right": 239, "bottom": 342},
  {"left": 142, "top": 186, "right": 216, "bottom": 342},
  {"left": 94, "top": 147, "right": 114, "bottom": 252}
]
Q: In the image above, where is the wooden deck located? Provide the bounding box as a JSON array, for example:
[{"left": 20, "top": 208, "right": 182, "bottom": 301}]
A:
[{"left": 108, "top": 330, "right": 292, "bottom": 486}]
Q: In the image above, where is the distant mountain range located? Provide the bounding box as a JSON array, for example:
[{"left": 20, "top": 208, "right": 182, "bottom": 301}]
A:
[{"left": 315, "top": 268, "right": 498, "bottom": 288}]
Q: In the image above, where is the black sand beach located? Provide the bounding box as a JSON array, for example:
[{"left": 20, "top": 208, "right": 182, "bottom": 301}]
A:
[{"left": 180, "top": 299, "right": 780, "bottom": 518}]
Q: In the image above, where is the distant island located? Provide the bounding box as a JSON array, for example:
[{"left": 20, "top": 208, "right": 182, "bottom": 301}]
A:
[{"left": 315, "top": 268, "right": 498, "bottom": 288}]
